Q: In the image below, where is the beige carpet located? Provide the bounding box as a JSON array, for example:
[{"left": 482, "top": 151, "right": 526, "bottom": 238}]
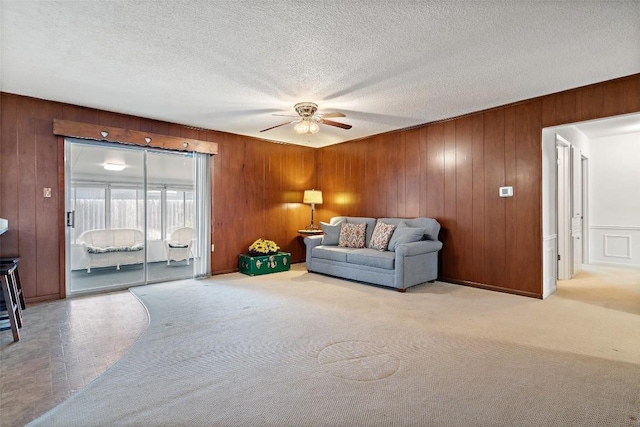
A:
[{"left": 28, "top": 264, "right": 640, "bottom": 426}]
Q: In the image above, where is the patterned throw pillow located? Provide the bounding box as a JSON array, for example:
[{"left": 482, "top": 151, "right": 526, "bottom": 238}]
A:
[
  {"left": 368, "top": 222, "right": 396, "bottom": 251},
  {"left": 338, "top": 222, "right": 366, "bottom": 248}
]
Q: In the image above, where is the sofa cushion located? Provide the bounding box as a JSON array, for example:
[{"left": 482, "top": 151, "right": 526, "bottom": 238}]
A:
[
  {"left": 388, "top": 227, "right": 425, "bottom": 251},
  {"left": 368, "top": 222, "right": 396, "bottom": 251},
  {"left": 321, "top": 220, "right": 344, "bottom": 246},
  {"left": 312, "top": 246, "right": 353, "bottom": 263},
  {"left": 339, "top": 222, "right": 366, "bottom": 248},
  {"left": 346, "top": 249, "right": 395, "bottom": 270}
]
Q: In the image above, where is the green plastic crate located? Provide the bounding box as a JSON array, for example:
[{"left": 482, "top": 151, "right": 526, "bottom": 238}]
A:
[{"left": 239, "top": 252, "right": 291, "bottom": 276}]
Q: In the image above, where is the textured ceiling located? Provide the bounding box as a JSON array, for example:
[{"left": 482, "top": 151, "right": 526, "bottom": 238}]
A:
[{"left": 1, "top": 1, "right": 639, "bottom": 148}]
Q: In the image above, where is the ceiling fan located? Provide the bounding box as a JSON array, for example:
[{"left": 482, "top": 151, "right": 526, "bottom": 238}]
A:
[{"left": 260, "top": 102, "right": 352, "bottom": 135}]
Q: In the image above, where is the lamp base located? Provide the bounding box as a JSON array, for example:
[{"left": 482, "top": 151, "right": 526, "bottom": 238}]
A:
[{"left": 304, "top": 223, "right": 321, "bottom": 231}]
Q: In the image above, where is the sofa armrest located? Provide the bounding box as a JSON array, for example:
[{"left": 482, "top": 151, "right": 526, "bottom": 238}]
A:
[
  {"left": 304, "top": 235, "right": 324, "bottom": 267},
  {"left": 395, "top": 240, "right": 443, "bottom": 257}
]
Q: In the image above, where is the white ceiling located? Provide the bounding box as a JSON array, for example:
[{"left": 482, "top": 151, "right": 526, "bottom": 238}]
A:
[{"left": 1, "top": 1, "right": 639, "bottom": 148}]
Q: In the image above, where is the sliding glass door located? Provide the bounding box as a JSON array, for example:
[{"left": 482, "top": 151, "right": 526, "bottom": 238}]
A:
[{"left": 65, "top": 139, "right": 198, "bottom": 296}]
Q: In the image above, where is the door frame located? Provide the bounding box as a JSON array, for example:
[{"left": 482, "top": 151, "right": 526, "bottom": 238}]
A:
[{"left": 556, "top": 135, "right": 571, "bottom": 281}]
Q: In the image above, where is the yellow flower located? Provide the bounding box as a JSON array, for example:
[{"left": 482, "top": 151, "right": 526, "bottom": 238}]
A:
[{"left": 249, "top": 238, "right": 280, "bottom": 254}]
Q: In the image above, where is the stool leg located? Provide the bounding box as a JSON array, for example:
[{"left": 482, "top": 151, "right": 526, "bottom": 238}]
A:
[
  {"left": 1, "top": 273, "right": 20, "bottom": 341},
  {"left": 12, "top": 267, "right": 26, "bottom": 310},
  {"left": 7, "top": 269, "right": 23, "bottom": 328}
]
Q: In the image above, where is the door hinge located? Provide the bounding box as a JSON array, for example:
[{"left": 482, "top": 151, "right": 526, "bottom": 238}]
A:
[{"left": 557, "top": 254, "right": 561, "bottom": 261}]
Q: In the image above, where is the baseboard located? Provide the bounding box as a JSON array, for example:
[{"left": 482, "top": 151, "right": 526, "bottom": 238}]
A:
[
  {"left": 438, "top": 277, "right": 543, "bottom": 299},
  {"left": 589, "top": 261, "right": 640, "bottom": 269}
]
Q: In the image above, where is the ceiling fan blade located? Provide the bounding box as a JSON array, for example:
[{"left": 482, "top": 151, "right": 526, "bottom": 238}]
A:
[
  {"left": 272, "top": 114, "right": 299, "bottom": 117},
  {"left": 320, "top": 112, "right": 346, "bottom": 118},
  {"left": 259, "top": 121, "right": 294, "bottom": 132},
  {"left": 320, "top": 119, "right": 352, "bottom": 130}
]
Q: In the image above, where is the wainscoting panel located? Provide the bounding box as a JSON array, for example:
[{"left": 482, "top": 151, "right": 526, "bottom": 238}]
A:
[{"left": 590, "top": 225, "right": 640, "bottom": 268}]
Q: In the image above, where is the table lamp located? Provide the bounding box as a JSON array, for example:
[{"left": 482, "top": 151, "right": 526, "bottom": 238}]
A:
[{"left": 303, "top": 189, "right": 323, "bottom": 230}]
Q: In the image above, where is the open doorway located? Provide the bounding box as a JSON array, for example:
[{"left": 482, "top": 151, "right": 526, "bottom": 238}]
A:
[{"left": 542, "top": 112, "right": 640, "bottom": 298}]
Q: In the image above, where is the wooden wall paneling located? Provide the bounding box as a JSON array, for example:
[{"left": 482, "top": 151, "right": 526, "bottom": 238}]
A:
[
  {"left": 404, "top": 129, "right": 421, "bottom": 218},
  {"left": 35, "top": 100, "right": 61, "bottom": 297},
  {"left": 623, "top": 74, "right": 640, "bottom": 112},
  {"left": 503, "top": 106, "right": 518, "bottom": 288},
  {"left": 555, "top": 91, "right": 577, "bottom": 127},
  {"left": 16, "top": 98, "right": 38, "bottom": 299},
  {"left": 470, "top": 114, "right": 485, "bottom": 284},
  {"left": 541, "top": 95, "right": 557, "bottom": 128},
  {"left": 442, "top": 121, "right": 457, "bottom": 278},
  {"left": 213, "top": 136, "right": 243, "bottom": 272},
  {"left": 454, "top": 116, "right": 474, "bottom": 280},
  {"left": 482, "top": 109, "right": 506, "bottom": 288},
  {"left": 418, "top": 127, "right": 429, "bottom": 216},
  {"left": 344, "top": 142, "right": 364, "bottom": 218},
  {"left": 514, "top": 100, "right": 543, "bottom": 294},
  {"left": 0, "top": 94, "right": 19, "bottom": 259},
  {"left": 425, "top": 124, "right": 445, "bottom": 220},
  {"left": 339, "top": 144, "right": 352, "bottom": 218},
  {"left": 575, "top": 85, "right": 604, "bottom": 123},
  {"left": 602, "top": 79, "right": 626, "bottom": 118},
  {"left": 386, "top": 133, "right": 401, "bottom": 218},
  {"left": 317, "top": 146, "right": 339, "bottom": 220},
  {"left": 268, "top": 146, "right": 286, "bottom": 252},
  {"left": 245, "top": 139, "right": 264, "bottom": 257}
]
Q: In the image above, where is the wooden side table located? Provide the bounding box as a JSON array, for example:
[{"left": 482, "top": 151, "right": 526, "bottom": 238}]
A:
[{"left": 297, "top": 229, "right": 324, "bottom": 236}]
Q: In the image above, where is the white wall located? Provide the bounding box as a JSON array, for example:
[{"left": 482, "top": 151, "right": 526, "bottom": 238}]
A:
[{"left": 589, "top": 131, "right": 640, "bottom": 267}]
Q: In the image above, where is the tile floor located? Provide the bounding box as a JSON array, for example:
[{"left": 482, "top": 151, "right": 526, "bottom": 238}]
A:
[{"left": 0, "top": 291, "right": 148, "bottom": 427}]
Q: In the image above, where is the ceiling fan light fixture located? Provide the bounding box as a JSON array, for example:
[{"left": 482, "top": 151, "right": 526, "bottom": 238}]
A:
[
  {"left": 294, "top": 120, "right": 310, "bottom": 135},
  {"left": 308, "top": 121, "right": 320, "bottom": 134}
]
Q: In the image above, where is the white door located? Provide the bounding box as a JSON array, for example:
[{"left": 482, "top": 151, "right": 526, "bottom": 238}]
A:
[{"left": 571, "top": 146, "right": 583, "bottom": 276}]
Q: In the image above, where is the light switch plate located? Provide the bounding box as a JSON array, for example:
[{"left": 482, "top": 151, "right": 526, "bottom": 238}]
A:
[{"left": 43, "top": 187, "right": 52, "bottom": 198}]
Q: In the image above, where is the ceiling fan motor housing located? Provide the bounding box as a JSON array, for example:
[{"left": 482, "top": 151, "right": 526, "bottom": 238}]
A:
[{"left": 294, "top": 102, "right": 318, "bottom": 118}]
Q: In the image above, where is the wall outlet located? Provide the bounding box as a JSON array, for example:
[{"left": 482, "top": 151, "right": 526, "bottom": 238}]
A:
[{"left": 43, "top": 187, "right": 52, "bottom": 198}]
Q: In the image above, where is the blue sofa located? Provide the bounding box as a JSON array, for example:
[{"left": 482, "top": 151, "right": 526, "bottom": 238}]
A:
[{"left": 304, "top": 216, "right": 442, "bottom": 292}]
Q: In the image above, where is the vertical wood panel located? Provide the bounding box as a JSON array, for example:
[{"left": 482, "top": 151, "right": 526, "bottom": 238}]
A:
[
  {"left": 514, "top": 100, "right": 543, "bottom": 293},
  {"left": 16, "top": 98, "right": 38, "bottom": 298},
  {"left": 623, "top": 75, "right": 640, "bottom": 112},
  {"left": 455, "top": 116, "right": 473, "bottom": 279},
  {"left": 442, "top": 121, "right": 457, "bottom": 278},
  {"left": 576, "top": 85, "right": 604, "bottom": 122},
  {"left": 602, "top": 80, "right": 626, "bottom": 117},
  {"left": 483, "top": 110, "right": 506, "bottom": 287},
  {"left": 404, "top": 129, "right": 421, "bottom": 218},
  {"left": 426, "top": 124, "right": 445, "bottom": 219},
  {"left": 471, "top": 115, "right": 485, "bottom": 284},
  {"left": 35, "top": 100, "right": 61, "bottom": 297},
  {"left": 504, "top": 106, "right": 518, "bottom": 288}
]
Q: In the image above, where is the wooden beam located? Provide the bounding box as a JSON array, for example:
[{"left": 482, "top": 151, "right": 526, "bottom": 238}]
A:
[{"left": 53, "top": 119, "right": 218, "bottom": 155}]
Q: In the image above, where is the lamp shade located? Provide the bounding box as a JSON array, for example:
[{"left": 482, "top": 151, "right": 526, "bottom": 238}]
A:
[{"left": 303, "top": 190, "right": 323, "bottom": 205}]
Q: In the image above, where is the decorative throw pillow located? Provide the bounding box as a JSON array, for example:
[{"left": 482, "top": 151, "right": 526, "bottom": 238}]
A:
[
  {"left": 388, "top": 227, "right": 425, "bottom": 251},
  {"left": 320, "top": 220, "right": 344, "bottom": 246},
  {"left": 387, "top": 221, "right": 407, "bottom": 250},
  {"left": 368, "top": 222, "right": 396, "bottom": 251},
  {"left": 338, "top": 222, "right": 366, "bottom": 248}
]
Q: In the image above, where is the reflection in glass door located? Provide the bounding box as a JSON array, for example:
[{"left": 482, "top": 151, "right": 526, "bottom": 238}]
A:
[
  {"left": 146, "top": 151, "right": 195, "bottom": 283},
  {"left": 65, "top": 139, "right": 196, "bottom": 296}
]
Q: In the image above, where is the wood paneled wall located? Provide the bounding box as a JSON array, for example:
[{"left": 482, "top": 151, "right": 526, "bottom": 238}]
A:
[
  {"left": 316, "top": 74, "right": 640, "bottom": 298},
  {"left": 1, "top": 74, "right": 638, "bottom": 302},
  {"left": 0, "top": 93, "right": 315, "bottom": 302}
]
